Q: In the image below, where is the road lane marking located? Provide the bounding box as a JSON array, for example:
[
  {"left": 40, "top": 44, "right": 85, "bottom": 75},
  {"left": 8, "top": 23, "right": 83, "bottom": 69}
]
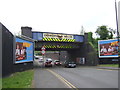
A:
[
  {"left": 46, "top": 69, "right": 72, "bottom": 88},
  {"left": 46, "top": 69, "right": 78, "bottom": 90}
]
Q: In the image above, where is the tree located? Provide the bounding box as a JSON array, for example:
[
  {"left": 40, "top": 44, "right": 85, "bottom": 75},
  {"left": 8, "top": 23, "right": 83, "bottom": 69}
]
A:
[
  {"left": 108, "top": 28, "right": 116, "bottom": 39},
  {"left": 95, "top": 25, "right": 109, "bottom": 40},
  {"left": 95, "top": 26, "right": 116, "bottom": 40}
]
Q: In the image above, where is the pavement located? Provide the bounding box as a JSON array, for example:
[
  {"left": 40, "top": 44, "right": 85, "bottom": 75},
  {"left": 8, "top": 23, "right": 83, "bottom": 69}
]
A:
[
  {"left": 97, "top": 67, "right": 119, "bottom": 70},
  {"left": 76, "top": 65, "right": 119, "bottom": 70},
  {"left": 34, "top": 68, "right": 69, "bottom": 88}
]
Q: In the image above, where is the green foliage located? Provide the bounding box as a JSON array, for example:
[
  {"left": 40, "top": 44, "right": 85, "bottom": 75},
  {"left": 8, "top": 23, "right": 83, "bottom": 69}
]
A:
[
  {"left": 2, "top": 70, "right": 34, "bottom": 88},
  {"left": 94, "top": 25, "right": 116, "bottom": 50},
  {"left": 108, "top": 28, "right": 115, "bottom": 39},
  {"left": 88, "top": 32, "right": 93, "bottom": 43},
  {"left": 108, "top": 32, "right": 112, "bottom": 39},
  {"left": 0, "top": 78, "right": 2, "bottom": 89},
  {"left": 95, "top": 25, "right": 115, "bottom": 40},
  {"left": 88, "top": 26, "right": 116, "bottom": 61},
  {"left": 92, "top": 38, "right": 101, "bottom": 51},
  {"left": 95, "top": 25, "right": 109, "bottom": 40},
  {"left": 35, "top": 51, "right": 42, "bottom": 56},
  {"left": 88, "top": 32, "right": 98, "bottom": 50},
  {"left": 89, "top": 42, "right": 97, "bottom": 51},
  {"left": 98, "top": 64, "right": 118, "bottom": 67},
  {"left": 87, "top": 32, "right": 100, "bottom": 52}
]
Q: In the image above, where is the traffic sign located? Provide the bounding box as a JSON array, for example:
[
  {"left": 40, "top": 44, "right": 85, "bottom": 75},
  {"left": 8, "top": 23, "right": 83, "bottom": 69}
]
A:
[
  {"left": 41, "top": 46, "right": 46, "bottom": 55},
  {"left": 41, "top": 50, "right": 45, "bottom": 55},
  {"left": 41, "top": 46, "right": 46, "bottom": 51}
]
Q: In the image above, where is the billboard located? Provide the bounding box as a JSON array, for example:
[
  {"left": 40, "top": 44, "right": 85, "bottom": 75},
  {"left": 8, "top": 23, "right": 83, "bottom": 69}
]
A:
[
  {"left": 15, "top": 37, "right": 34, "bottom": 63},
  {"left": 98, "top": 39, "right": 118, "bottom": 58}
]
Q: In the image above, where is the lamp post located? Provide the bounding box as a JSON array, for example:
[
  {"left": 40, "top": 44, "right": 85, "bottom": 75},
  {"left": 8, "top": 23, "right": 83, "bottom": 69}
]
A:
[{"left": 115, "top": 0, "right": 120, "bottom": 67}]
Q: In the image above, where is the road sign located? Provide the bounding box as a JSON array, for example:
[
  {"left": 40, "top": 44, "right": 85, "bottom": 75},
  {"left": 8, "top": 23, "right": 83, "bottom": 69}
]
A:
[
  {"left": 41, "top": 46, "right": 46, "bottom": 55},
  {"left": 41, "top": 46, "right": 46, "bottom": 51},
  {"left": 41, "top": 50, "right": 45, "bottom": 55}
]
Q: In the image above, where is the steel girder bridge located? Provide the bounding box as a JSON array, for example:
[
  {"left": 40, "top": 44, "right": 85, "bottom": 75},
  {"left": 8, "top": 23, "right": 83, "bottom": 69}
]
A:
[{"left": 32, "top": 32, "right": 84, "bottom": 51}]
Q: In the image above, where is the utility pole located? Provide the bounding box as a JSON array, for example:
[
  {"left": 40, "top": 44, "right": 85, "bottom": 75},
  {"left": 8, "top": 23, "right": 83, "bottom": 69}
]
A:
[
  {"left": 115, "top": 0, "right": 119, "bottom": 38},
  {"left": 115, "top": 0, "right": 120, "bottom": 68}
]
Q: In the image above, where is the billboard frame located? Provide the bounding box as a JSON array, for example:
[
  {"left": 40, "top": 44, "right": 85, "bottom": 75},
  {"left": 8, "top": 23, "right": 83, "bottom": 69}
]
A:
[{"left": 98, "top": 39, "right": 119, "bottom": 58}]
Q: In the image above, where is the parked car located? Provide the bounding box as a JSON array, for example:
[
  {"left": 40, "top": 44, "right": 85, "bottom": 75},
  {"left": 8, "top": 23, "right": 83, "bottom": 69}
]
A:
[
  {"left": 54, "top": 60, "right": 62, "bottom": 66},
  {"left": 64, "top": 61, "right": 76, "bottom": 68}
]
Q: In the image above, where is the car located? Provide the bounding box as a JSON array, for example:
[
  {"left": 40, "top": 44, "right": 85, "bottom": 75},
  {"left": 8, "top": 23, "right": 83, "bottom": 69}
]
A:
[
  {"left": 34, "top": 55, "right": 43, "bottom": 61},
  {"left": 44, "top": 58, "right": 53, "bottom": 67},
  {"left": 44, "top": 61, "right": 52, "bottom": 67},
  {"left": 45, "top": 58, "right": 52, "bottom": 62},
  {"left": 64, "top": 61, "right": 76, "bottom": 68},
  {"left": 54, "top": 60, "right": 62, "bottom": 66},
  {"left": 34, "top": 56, "right": 44, "bottom": 67}
]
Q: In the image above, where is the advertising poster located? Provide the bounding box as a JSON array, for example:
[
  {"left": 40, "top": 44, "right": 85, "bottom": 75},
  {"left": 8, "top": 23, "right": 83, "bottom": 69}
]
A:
[
  {"left": 98, "top": 39, "right": 118, "bottom": 58},
  {"left": 15, "top": 37, "right": 34, "bottom": 63}
]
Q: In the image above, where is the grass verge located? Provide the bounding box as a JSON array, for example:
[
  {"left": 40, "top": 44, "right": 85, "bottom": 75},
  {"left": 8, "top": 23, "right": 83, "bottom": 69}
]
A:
[
  {"left": 2, "top": 69, "right": 34, "bottom": 88},
  {"left": 98, "top": 64, "right": 119, "bottom": 67}
]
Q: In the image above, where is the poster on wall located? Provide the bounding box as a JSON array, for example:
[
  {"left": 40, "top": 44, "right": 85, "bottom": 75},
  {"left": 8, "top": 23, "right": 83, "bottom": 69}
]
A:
[
  {"left": 15, "top": 37, "right": 34, "bottom": 63},
  {"left": 98, "top": 39, "right": 118, "bottom": 58}
]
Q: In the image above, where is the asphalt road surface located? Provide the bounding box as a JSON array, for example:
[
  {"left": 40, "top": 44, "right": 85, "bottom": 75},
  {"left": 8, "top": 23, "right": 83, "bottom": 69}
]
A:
[{"left": 34, "top": 66, "right": 118, "bottom": 89}]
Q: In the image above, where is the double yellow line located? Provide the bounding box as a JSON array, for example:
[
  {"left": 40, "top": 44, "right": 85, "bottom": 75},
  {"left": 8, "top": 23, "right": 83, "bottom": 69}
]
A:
[{"left": 46, "top": 69, "right": 78, "bottom": 90}]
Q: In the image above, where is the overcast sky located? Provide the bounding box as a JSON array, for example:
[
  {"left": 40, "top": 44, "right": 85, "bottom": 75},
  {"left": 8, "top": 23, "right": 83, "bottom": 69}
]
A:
[{"left": 0, "top": 0, "right": 120, "bottom": 37}]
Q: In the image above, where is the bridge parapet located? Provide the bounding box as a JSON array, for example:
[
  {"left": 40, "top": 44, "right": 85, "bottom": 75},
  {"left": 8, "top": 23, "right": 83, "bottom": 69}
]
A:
[{"left": 32, "top": 32, "right": 84, "bottom": 43}]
